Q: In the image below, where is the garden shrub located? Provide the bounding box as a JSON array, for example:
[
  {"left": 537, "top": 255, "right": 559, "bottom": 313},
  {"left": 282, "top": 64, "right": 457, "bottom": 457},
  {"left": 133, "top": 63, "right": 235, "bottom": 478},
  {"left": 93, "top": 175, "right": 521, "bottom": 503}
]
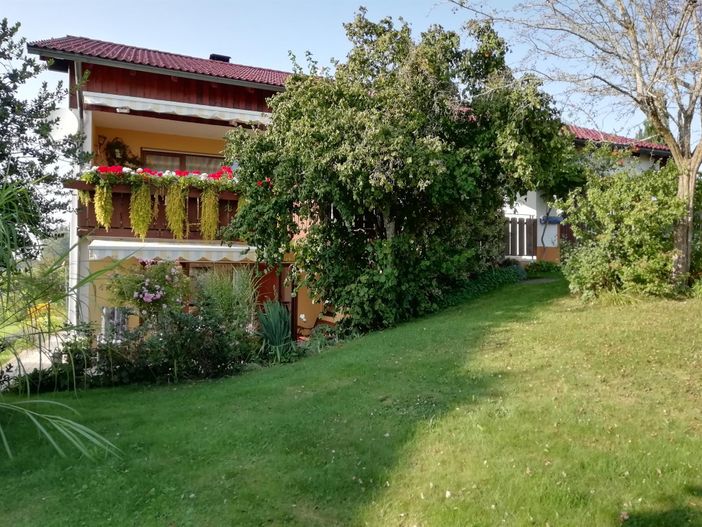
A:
[
  {"left": 444, "top": 265, "right": 526, "bottom": 306},
  {"left": 196, "top": 266, "right": 259, "bottom": 333},
  {"left": 558, "top": 163, "right": 684, "bottom": 298},
  {"left": 5, "top": 264, "right": 265, "bottom": 393},
  {"left": 525, "top": 260, "right": 561, "bottom": 278},
  {"left": 110, "top": 259, "right": 190, "bottom": 319}
]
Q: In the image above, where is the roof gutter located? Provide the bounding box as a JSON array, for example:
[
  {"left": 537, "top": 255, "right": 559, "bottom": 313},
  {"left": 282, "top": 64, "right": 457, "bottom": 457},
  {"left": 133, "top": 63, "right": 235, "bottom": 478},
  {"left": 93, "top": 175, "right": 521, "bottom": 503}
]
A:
[{"left": 26, "top": 45, "right": 286, "bottom": 92}]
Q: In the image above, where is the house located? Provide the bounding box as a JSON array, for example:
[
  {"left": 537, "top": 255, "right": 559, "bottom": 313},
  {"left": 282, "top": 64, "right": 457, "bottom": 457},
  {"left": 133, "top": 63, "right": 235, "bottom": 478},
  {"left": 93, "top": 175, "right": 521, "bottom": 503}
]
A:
[
  {"left": 27, "top": 36, "right": 326, "bottom": 336},
  {"left": 29, "top": 35, "right": 673, "bottom": 335},
  {"left": 503, "top": 124, "right": 671, "bottom": 262}
]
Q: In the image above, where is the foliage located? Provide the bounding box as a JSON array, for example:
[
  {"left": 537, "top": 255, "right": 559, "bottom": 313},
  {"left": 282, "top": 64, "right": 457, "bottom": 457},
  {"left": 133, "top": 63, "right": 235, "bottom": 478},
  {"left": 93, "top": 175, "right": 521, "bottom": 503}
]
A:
[
  {"left": 9, "top": 265, "right": 264, "bottom": 392},
  {"left": 93, "top": 182, "right": 113, "bottom": 230},
  {"left": 456, "top": 1, "right": 702, "bottom": 279},
  {"left": 0, "top": 18, "right": 88, "bottom": 260},
  {"left": 165, "top": 183, "right": 188, "bottom": 239},
  {"left": 10, "top": 310, "right": 260, "bottom": 392},
  {"left": 136, "top": 308, "right": 254, "bottom": 382},
  {"left": 79, "top": 164, "right": 237, "bottom": 192},
  {"left": 558, "top": 162, "right": 684, "bottom": 298},
  {"left": 196, "top": 266, "right": 260, "bottom": 333},
  {"left": 79, "top": 166, "right": 235, "bottom": 239},
  {"left": 0, "top": 20, "right": 120, "bottom": 460},
  {"left": 110, "top": 259, "right": 190, "bottom": 319},
  {"left": 690, "top": 187, "right": 702, "bottom": 280},
  {"left": 257, "top": 301, "right": 295, "bottom": 363},
  {"left": 129, "top": 183, "right": 152, "bottom": 239},
  {"left": 199, "top": 187, "right": 220, "bottom": 241},
  {"left": 298, "top": 324, "right": 349, "bottom": 355},
  {"left": 445, "top": 265, "right": 526, "bottom": 306},
  {"left": 0, "top": 183, "right": 41, "bottom": 276},
  {"left": 524, "top": 260, "right": 561, "bottom": 278},
  {"left": 635, "top": 118, "right": 665, "bottom": 144},
  {"left": 223, "top": 10, "right": 581, "bottom": 330}
]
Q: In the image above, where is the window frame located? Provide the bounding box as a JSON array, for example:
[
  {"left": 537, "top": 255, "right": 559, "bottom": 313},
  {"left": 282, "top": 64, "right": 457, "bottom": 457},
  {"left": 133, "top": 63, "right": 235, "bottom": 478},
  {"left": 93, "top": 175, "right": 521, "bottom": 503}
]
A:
[{"left": 141, "top": 149, "right": 224, "bottom": 172}]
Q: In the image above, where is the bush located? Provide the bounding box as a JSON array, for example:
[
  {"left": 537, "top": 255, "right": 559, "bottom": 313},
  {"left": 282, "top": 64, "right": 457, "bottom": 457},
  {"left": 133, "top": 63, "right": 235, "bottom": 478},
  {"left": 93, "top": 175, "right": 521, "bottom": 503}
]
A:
[
  {"left": 299, "top": 324, "right": 352, "bottom": 356},
  {"left": 196, "top": 266, "right": 259, "bottom": 334},
  {"left": 525, "top": 260, "right": 561, "bottom": 278},
  {"left": 445, "top": 265, "right": 526, "bottom": 306},
  {"left": 558, "top": 163, "right": 684, "bottom": 299},
  {"left": 110, "top": 259, "right": 190, "bottom": 319},
  {"left": 6, "top": 265, "right": 266, "bottom": 393}
]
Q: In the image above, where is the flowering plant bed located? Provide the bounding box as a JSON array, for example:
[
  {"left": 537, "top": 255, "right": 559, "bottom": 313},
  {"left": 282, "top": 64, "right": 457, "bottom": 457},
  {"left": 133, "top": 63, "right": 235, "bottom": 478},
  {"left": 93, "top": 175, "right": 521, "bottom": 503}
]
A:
[
  {"left": 68, "top": 165, "right": 240, "bottom": 240},
  {"left": 79, "top": 165, "right": 238, "bottom": 192}
]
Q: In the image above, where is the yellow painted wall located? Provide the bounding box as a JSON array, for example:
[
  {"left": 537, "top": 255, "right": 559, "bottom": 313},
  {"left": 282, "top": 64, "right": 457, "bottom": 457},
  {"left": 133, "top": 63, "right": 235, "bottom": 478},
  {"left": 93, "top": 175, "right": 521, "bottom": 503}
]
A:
[
  {"left": 93, "top": 127, "right": 225, "bottom": 164},
  {"left": 88, "top": 257, "right": 141, "bottom": 329},
  {"left": 296, "top": 285, "right": 324, "bottom": 334}
]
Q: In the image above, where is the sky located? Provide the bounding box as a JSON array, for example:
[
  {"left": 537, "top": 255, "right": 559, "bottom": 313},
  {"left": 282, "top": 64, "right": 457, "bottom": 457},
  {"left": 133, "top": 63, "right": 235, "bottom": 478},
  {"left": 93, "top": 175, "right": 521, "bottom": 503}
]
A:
[{"left": 6, "top": 0, "right": 645, "bottom": 135}]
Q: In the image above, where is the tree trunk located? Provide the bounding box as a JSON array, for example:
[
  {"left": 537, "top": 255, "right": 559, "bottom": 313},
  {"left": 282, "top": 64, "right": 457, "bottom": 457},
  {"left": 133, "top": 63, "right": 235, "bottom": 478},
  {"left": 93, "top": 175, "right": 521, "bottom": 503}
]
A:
[
  {"left": 383, "top": 207, "right": 396, "bottom": 241},
  {"left": 672, "top": 166, "right": 696, "bottom": 281}
]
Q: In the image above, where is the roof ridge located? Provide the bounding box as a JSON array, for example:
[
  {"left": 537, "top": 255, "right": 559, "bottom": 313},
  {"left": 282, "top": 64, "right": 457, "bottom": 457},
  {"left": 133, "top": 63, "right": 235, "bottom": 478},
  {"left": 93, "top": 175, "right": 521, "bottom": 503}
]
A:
[{"left": 29, "top": 35, "right": 293, "bottom": 80}]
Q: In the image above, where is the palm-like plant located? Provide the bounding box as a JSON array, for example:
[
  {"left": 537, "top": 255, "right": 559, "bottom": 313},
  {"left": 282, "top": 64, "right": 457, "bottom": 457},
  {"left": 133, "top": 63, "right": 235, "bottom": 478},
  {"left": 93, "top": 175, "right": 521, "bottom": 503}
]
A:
[{"left": 0, "top": 182, "right": 120, "bottom": 459}]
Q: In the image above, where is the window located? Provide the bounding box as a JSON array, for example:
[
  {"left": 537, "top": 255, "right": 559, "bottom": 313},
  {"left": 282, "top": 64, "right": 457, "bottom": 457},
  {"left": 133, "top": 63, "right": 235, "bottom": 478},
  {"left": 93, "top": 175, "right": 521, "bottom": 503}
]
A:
[
  {"left": 100, "top": 307, "right": 131, "bottom": 343},
  {"left": 142, "top": 150, "right": 224, "bottom": 173}
]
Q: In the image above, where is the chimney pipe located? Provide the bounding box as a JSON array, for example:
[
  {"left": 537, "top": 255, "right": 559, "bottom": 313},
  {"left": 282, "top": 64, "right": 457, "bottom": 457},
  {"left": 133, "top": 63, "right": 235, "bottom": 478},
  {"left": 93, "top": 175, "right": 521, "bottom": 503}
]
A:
[{"left": 209, "top": 53, "right": 230, "bottom": 63}]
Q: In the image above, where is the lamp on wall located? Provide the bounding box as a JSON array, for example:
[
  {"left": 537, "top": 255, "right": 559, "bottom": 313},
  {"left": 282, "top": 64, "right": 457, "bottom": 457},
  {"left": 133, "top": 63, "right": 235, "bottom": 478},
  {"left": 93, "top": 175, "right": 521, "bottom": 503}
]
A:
[{"left": 115, "top": 107, "right": 131, "bottom": 114}]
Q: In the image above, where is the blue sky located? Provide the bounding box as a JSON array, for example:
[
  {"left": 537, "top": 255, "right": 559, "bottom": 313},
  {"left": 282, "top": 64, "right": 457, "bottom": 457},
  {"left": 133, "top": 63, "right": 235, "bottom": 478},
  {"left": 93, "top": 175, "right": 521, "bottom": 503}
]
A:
[{"left": 6, "top": 0, "right": 643, "bottom": 135}]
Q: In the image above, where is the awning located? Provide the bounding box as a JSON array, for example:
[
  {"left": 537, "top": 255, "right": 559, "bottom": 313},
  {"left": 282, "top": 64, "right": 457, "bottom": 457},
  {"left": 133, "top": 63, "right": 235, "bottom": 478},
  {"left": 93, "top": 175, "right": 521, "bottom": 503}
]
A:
[
  {"left": 88, "top": 239, "right": 257, "bottom": 262},
  {"left": 82, "top": 91, "right": 271, "bottom": 125}
]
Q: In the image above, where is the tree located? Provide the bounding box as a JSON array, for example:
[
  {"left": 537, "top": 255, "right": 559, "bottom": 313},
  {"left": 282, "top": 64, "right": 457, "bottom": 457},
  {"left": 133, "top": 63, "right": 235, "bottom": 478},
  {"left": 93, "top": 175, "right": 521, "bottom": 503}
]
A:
[
  {"left": 452, "top": 0, "right": 702, "bottom": 283},
  {"left": 223, "top": 10, "right": 580, "bottom": 329},
  {"left": 0, "top": 20, "right": 116, "bottom": 460},
  {"left": 0, "top": 18, "right": 87, "bottom": 262}
]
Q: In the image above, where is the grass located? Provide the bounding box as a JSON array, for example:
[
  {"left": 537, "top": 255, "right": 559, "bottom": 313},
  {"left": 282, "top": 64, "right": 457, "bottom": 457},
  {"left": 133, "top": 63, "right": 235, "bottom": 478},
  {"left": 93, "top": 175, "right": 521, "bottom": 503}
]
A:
[{"left": 1, "top": 277, "right": 701, "bottom": 526}]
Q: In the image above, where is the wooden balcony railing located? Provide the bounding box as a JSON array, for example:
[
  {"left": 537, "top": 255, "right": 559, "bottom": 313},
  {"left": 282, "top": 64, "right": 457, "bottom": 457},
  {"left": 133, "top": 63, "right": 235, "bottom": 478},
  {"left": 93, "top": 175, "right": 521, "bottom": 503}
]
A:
[{"left": 64, "top": 180, "right": 238, "bottom": 240}]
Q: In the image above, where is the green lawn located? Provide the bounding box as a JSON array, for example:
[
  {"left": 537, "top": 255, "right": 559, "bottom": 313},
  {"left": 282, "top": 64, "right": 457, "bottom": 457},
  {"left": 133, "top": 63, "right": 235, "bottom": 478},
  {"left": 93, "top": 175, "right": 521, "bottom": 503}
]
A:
[{"left": 1, "top": 277, "right": 701, "bottom": 526}]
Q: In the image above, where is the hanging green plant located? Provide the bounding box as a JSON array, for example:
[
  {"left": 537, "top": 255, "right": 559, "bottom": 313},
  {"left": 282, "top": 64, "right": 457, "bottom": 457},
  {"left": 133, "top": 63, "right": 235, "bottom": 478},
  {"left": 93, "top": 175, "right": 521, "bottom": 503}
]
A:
[
  {"left": 130, "top": 183, "right": 152, "bottom": 240},
  {"left": 93, "top": 183, "right": 113, "bottom": 230},
  {"left": 165, "top": 183, "right": 188, "bottom": 239},
  {"left": 200, "top": 187, "right": 220, "bottom": 241},
  {"left": 78, "top": 189, "right": 91, "bottom": 208}
]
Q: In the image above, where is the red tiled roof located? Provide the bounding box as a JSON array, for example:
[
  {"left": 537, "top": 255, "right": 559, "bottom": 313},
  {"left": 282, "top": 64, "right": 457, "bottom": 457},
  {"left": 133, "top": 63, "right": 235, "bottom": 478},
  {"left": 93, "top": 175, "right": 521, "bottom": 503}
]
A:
[
  {"left": 567, "top": 124, "right": 670, "bottom": 153},
  {"left": 28, "top": 36, "right": 291, "bottom": 88}
]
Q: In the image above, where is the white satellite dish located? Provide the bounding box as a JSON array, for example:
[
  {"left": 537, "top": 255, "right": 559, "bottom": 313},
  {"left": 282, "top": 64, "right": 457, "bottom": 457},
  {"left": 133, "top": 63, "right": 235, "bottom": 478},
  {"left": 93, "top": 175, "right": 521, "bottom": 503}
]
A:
[{"left": 49, "top": 108, "right": 80, "bottom": 140}]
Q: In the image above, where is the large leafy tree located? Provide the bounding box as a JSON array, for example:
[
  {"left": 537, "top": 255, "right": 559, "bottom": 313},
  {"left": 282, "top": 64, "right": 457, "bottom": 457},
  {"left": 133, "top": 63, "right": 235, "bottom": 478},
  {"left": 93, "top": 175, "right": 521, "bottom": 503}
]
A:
[
  {"left": 223, "top": 10, "right": 580, "bottom": 330},
  {"left": 0, "top": 18, "right": 86, "bottom": 264}
]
